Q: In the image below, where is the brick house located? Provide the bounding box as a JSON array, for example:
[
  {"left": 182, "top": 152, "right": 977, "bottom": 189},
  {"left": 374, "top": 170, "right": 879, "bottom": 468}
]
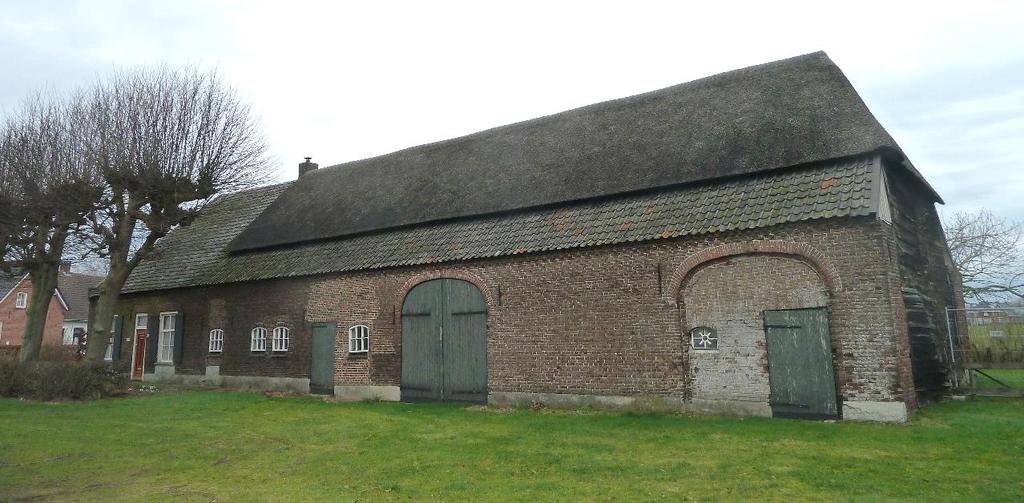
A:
[
  {"left": 113, "top": 52, "right": 963, "bottom": 422},
  {"left": 0, "top": 265, "right": 102, "bottom": 352}
]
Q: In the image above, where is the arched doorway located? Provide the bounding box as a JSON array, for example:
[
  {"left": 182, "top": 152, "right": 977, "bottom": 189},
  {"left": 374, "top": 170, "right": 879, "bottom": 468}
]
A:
[
  {"left": 401, "top": 278, "right": 487, "bottom": 403},
  {"left": 679, "top": 253, "right": 839, "bottom": 419}
]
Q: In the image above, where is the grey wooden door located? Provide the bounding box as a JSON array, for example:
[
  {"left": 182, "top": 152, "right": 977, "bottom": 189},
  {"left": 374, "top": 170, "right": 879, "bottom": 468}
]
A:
[
  {"left": 311, "top": 323, "right": 336, "bottom": 395},
  {"left": 764, "top": 308, "right": 838, "bottom": 420},
  {"left": 401, "top": 279, "right": 487, "bottom": 403}
]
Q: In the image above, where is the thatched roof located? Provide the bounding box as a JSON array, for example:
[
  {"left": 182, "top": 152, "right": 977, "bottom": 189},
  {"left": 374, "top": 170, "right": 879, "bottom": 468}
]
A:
[{"left": 229, "top": 51, "right": 934, "bottom": 252}]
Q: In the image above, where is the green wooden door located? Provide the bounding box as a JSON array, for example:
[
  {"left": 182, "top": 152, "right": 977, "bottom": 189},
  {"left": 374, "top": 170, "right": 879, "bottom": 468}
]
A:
[
  {"left": 401, "top": 280, "right": 444, "bottom": 401},
  {"left": 311, "top": 323, "right": 336, "bottom": 395},
  {"left": 764, "top": 308, "right": 838, "bottom": 420},
  {"left": 401, "top": 279, "right": 487, "bottom": 403}
]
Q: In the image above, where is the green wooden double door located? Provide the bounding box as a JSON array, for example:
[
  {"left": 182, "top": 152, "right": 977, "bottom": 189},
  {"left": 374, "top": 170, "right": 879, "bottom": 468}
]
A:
[
  {"left": 401, "top": 279, "right": 488, "bottom": 403},
  {"left": 764, "top": 308, "right": 839, "bottom": 420}
]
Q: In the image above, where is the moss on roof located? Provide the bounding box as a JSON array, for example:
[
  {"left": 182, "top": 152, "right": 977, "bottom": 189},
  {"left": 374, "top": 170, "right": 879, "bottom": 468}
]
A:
[{"left": 124, "top": 156, "right": 879, "bottom": 294}]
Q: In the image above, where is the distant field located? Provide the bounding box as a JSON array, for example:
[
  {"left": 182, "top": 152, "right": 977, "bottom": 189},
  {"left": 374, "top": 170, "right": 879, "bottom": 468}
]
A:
[
  {"left": 973, "top": 369, "right": 1024, "bottom": 390},
  {"left": 967, "top": 323, "right": 1024, "bottom": 365},
  {"left": 1, "top": 391, "right": 1023, "bottom": 501}
]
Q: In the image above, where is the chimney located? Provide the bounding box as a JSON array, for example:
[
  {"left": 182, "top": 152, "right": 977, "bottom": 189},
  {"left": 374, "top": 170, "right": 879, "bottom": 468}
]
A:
[
  {"left": 59, "top": 260, "right": 72, "bottom": 274},
  {"left": 298, "top": 157, "right": 319, "bottom": 178}
]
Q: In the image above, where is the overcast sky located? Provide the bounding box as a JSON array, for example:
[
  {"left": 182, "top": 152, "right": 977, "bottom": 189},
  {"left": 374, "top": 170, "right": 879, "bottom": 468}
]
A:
[{"left": 2, "top": 1, "right": 1022, "bottom": 220}]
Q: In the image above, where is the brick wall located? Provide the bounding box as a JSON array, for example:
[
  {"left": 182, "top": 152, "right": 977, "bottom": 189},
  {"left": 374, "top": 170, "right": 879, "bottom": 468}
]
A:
[
  {"left": 118, "top": 216, "right": 914, "bottom": 406},
  {"left": 683, "top": 255, "right": 829, "bottom": 403},
  {"left": 115, "top": 277, "right": 311, "bottom": 378},
  {"left": 0, "top": 276, "right": 66, "bottom": 348}
]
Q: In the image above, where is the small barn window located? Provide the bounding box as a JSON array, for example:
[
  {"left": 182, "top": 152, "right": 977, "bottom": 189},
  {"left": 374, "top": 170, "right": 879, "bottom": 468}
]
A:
[
  {"left": 272, "top": 327, "right": 290, "bottom": 352},
  {"left": 209, "top": 329, "right": 224, "bottom": 353},
  {"left": 15, "top": 292, "right": 27, "bottom": 309},
  {"left": 348, "top": 325, "right": 369, "bottom": 354},
  {"left": 690, "top": 327, "right": 718, "bottom": 351},
  {"left": 250, "top": 327, "right": 267, "bottom": 352}
]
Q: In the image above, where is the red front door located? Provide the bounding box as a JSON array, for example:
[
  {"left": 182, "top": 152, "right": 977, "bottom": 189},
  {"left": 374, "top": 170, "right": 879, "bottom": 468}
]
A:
[{"left": 131, "top": 330, "right": 147, "bottom": 380}]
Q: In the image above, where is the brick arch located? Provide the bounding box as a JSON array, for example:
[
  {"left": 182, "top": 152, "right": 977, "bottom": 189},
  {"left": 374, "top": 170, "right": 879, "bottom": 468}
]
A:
[
  {"left": 395, "top": 269, "right": 497, "bottom": 312},
  {"left": 668, "top": 240, "right": 843, "bottom": 299}
]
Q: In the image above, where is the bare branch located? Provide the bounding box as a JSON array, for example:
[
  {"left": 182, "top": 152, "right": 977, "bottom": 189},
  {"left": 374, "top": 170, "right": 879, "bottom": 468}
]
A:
[
  {"left": 81, "top": 65, "right": 272, "bottom": 361},
  {"left": 943, "top": 209, "right": 1024, "bottom": 302},
  {"left": 0, "top": 91, "right": 103, "bottom": 361}
]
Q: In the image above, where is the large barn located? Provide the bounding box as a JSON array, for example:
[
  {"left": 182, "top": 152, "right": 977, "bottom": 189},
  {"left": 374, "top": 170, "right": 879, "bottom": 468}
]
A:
[{"left": 110, "top": 52, "right": 963, "bottom": 422}]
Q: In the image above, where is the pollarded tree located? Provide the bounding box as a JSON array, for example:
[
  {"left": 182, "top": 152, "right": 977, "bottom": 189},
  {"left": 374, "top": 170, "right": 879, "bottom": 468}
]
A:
[
  {"left": 81, "top": 67, "right": 272, "bottom": 362},
  {"left": 0, "top": 94, "right": 102, "bottom": 361}
]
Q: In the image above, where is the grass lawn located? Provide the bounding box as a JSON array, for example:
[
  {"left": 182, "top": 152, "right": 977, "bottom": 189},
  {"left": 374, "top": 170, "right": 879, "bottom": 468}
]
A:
[
  {"left": 1, "top": 391, "right": 1022, "bottom": 502},
  {"left": 973, "top": 369, "right": 1024, "bottom": 390}
]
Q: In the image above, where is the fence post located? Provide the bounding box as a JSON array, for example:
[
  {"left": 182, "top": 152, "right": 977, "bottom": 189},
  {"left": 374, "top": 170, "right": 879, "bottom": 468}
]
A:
[{"left": 946, "top": 307, "right": 959, "bottom": 389}]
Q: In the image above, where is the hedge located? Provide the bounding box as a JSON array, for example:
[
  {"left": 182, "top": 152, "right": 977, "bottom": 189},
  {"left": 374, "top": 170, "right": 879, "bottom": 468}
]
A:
[{"left": 0, "top": 361, "right": 128, "bottom": 401}]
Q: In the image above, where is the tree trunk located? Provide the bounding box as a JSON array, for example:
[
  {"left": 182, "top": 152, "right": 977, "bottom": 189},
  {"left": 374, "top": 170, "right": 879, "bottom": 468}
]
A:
[
  {"left": 19, "top": 264, "right": 60, "bottom": 362},
  {"left": 84, "top": 264, "right": 131, "bottom": 362}
]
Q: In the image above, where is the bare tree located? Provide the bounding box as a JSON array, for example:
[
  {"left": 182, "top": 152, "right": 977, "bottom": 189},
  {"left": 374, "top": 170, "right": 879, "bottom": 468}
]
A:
[
  {"left": 81, "top": 66, "right": 271, "bottom": 361},
  {"left": 943, "top": 209, "right": 1024, "bottom": 301},
  {"left": 0, "top": 93, "right": 102, "bottom": 361}
]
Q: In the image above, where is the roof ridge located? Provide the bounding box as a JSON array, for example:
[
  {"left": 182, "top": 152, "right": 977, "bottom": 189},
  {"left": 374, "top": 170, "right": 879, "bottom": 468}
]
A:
[{"left": 320, "top": 51, "right": 833, "bottom": 174}]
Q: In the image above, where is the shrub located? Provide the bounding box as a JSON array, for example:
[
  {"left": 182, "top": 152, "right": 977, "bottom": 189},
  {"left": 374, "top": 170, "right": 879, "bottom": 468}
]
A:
[
  {"left": 38, "top": 345, "right": 80, "bottom": 362},
  {"left": 0, "top": 346, "right": 18, "bottom": 361},
  {"left": 0, "top": 361, "right": 128, "bottom": 401}
]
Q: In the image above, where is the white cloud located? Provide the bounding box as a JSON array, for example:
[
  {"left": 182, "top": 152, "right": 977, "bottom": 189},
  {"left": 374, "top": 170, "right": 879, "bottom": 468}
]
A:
[{"left": 1, "top": 0, "right": 1022, "bottom": 219}]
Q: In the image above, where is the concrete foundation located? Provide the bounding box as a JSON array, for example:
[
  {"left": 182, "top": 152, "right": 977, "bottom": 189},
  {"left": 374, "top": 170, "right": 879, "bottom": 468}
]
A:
[
  {"left": 143, "top": 366, "right": 310, "bottom": 394},
  {"left": 333, "top": 385, "right": 401, "bottom": 401},
  {"left": 841, "top": 400, "right": 908, "bottom": 423},
  {"left": 490, "top": 391, "right": 906, "bottom": 422}
]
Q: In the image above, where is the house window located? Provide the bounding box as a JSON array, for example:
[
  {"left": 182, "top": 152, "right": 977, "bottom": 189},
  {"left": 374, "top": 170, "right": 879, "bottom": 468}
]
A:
[
  {"left": 158, "top": 312, "right": 176, "bottom": 363},
  {"left": 209, "top": 329, "right": 224, "bottom": 353},
  {"left": 250, "top": 327, "right": 267, "bottom": 352},
  {"left": 690, "top": 326, "right": 718, "bottom": 350},
  {"left": 348, "top": 325, "right": 369, "bottom": 354},
  {"left": 104, "top": 319, "right": 117, "bottom": 361},
  {"left": 272, "top": 327, "right": 289, "bottom": 352},
  {"left": 990, "top": 330, "right": 1006, "bottom": 338},
  {"left": 62, "top": 327, "right": 74, "bottom": 345},
  {"left": 15, "top": 292, "right": 27, "bottom": 309},
  {"left": 135, "top": 313, "right": 148, "bottom": 330}
]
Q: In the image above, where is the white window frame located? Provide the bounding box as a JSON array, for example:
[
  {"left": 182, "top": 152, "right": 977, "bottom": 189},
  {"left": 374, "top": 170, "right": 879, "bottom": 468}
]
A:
[
  {"left": 272, "top": 326, "right": 289, "bottom": 352},
  {"left": 209, "top": 329, "right": 224, "bottom": 353},
  {"left": 135, "top": 313, "right": 149, "bottom": 331},
  {"left": 348, "top": 325, "right": 369, "bottom": 354},
  {"left": 103, "top": 319, "right": 117, "bottom": 361},
  {"left": 250, "top": 327, "right": 267, "bottom": 352},
  {"left": 157, "top": 312, "right": 177, "bottom": 364},
  {"left": 15, "top": 292, "right": 27, "bottom": 309}
]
